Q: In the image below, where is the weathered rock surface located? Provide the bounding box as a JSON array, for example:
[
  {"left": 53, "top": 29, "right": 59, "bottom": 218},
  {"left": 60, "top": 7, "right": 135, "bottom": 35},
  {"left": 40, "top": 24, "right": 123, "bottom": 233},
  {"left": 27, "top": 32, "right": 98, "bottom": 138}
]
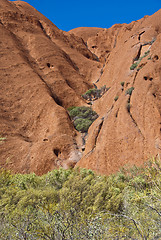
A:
[
  {"left": 0, "top": 0, "right": 161, "bottom": 175},
  {"left": 75, "top": 10, "right": 161, "bottom": 175},
  {"left": 0, "top": 0, "right": 101, "bottom": 174}
]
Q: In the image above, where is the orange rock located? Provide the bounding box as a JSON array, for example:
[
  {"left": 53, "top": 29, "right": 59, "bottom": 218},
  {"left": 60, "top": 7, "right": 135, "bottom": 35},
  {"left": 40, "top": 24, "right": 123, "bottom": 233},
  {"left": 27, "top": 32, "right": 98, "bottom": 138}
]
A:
[
  {"left": 76, "top": 10, "right": 161, "bottom": 174},
  {"left": 0, "top": 0, "right": 100, "bottom": 174}
]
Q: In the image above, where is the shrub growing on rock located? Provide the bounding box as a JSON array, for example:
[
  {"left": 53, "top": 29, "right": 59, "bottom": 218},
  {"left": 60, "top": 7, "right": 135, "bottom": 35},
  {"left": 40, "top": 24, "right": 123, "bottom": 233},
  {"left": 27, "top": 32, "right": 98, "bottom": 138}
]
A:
[
  {"left": 125, "top": 87, "right": 134, "bottom": 96},
  {"left": 74, "top": 118, "right": 93, "bottom": 132},
  {"left": 82, "top": 85, "right": 109, "bottom": 101},
  {"left": 130, "top": 62, "right": 138, "bottom": 70},
  {"left": 130, "top": 51, "right": 150, "bottom": 70},
  {"left": 68, "top": 106, "right": 98, "bottom": 132},
  {"left": 114, "top": 96, "right": 119, "bottom": 101}
]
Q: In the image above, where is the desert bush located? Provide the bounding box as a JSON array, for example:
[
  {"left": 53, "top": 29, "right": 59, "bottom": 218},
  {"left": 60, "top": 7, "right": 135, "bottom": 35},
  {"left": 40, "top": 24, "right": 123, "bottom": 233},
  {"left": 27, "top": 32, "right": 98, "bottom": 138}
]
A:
[
  {"left": 125, "top": 87, "right": 134, "bottom": 96},
  {"left": 68, "top": 106, "right": 98, "bottom": 132},
  {"left": 82, "top": 88, "right": 99, "bottom": 100},
  {"left": 144, "top": 50, "right": 150, "bottom": 57},
  {"left": 0, "top": 136, "right": 6, "bottom": 144},
  {"left": 130, "top": 62, "right": 138, "bottom": 70},
  {"left": 114, "top": 96, "right": 119, "bottom": 101},
  {"left": 0, "top": 158, "right": 160, "bottom": 239},
  {"left": 74, "top": 118, "right": 93, "bottom": 132},
  {"left": 130, "top": 51, "right": 150, "bottom": 70},
  {"left": 82, "top": 85, "right": 109, "bottom": 101}
]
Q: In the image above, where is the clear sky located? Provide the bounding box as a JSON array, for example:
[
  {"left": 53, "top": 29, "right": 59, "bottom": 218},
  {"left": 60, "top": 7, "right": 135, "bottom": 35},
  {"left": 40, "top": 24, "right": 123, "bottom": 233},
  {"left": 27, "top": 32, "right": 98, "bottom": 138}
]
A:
[{"left": 12, "top": 0, "right": 161, "bottom": 31}]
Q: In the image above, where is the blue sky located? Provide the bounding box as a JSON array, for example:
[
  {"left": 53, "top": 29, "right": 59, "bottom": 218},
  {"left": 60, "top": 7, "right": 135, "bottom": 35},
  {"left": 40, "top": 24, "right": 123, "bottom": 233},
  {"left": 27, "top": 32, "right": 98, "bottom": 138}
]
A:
[{"left": 12, "top": 0, "right": 161, "bottom": 31}]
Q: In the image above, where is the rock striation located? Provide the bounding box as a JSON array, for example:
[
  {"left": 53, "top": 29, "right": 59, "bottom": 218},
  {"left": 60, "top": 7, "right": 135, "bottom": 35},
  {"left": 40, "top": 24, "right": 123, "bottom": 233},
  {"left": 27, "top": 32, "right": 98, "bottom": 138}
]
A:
[
  {"left": 0, "top": 0, "right": 101, "bottom": 174},
  {"left": 0, "top": 0, "right": 161, "bottom": 175}
]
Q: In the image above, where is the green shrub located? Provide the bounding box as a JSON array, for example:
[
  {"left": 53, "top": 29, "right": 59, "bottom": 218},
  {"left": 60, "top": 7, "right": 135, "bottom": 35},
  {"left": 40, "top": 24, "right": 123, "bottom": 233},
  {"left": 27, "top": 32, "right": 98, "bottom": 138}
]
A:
[
  {"left": 120, "top": 82, "right": 125, "bottom": 87},
  {"left": 85, "top": 89, "right": 97, "bottom": 95},
  {"left": 130, "top": 51, "right": 150, "bottom": 70},
  {"left": 68, "top": 106, "right": 98, "bottom": 132},
  {"left": 114, "top": 96, "right": 119, "bottom": 101},
  {"left": 130, "top": 62, "right": 138, "bottom": 70},
  {"left": 74, "top": 118, "right": 93, "bottom": 132},
  {"left": 68, "top": 106, "right": 84, "bottom": 118},
  {"left": 125, "top": 87, "right": 134, "bottom": 96},
  {"left": 67, "top": 106, "right": 76, "bottom": 112},
  {"left": 0, "top": 136, "right": 6, "bottom": 142},
  {"left": 0, "top": 158, "right": 160, "bottom": 239},
  {"left": 82, "top": 85, "right": 109, "bottom": 101},
  {"left": 82, "top": 88, "right": 99, "bottom": 100},
  {"left": 69, "top": 106, "right": 97, "bottom": 119},
  {"left": 144, "top": 50, "right": 150, "bottom": 57}
]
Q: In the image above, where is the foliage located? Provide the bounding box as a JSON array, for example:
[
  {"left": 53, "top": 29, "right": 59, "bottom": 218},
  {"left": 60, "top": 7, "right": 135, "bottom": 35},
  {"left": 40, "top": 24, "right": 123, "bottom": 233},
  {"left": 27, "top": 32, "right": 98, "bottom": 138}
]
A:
[
  {"left": 130, "top": 51, "right": 150, "bottom": 70},
  {"left": 120, "top": 82, "right": 125, "bottom": 87},
  {"left": 67, "top": 106, "right": 76, "bottom": 112},
  {"left": 114, "top": 96, "right": 119, "bottom": 101},
  {"left": 74, "top": 118, "right": 93, "bottom": 132},
  {"left": 130, "top": 62, "right": 138, "bottom": 70},
  {"left": 68, "top": 106, "right": 98, "bottom": 132},
  {"left": 0, "top": 158, "right": 160, "bottom": 239},
  {"left": 125, "top": 87, "right": 134, "bottom": 96},
  {"left": 144, "top": 50, "right": 150, "bottom": 57},
  {"left": 0, "top": 136, "right": 6, "bottom": 144},
  {"left": 82, "top": 85, "right": 109, "bottom": 101}
]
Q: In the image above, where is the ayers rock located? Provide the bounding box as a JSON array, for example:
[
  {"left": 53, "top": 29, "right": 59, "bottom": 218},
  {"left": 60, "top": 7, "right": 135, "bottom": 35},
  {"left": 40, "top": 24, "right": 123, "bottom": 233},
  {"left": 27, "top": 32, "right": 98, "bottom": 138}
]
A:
[{"left": 0, "top": 0, "right": 161, "bottom": 175}]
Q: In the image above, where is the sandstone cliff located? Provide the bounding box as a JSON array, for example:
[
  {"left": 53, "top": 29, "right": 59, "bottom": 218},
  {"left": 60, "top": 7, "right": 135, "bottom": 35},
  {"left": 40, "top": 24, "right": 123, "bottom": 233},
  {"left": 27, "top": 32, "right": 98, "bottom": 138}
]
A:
[{"left": 0, "top": 0, "right": 161, "bottom": 175}]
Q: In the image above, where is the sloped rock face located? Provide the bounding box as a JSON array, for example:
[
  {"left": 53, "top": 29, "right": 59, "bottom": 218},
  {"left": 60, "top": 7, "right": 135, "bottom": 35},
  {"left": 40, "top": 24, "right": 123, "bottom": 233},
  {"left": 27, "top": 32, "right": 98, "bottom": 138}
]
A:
[
  {"left": 75, "top": 11, "right": 161, "bottom": 175},
  {"left": 0, "top": 0, "right": 101, "bottom": 174},
  {"left": 0, "top": 0, "right": 161, "bottom": 175}
]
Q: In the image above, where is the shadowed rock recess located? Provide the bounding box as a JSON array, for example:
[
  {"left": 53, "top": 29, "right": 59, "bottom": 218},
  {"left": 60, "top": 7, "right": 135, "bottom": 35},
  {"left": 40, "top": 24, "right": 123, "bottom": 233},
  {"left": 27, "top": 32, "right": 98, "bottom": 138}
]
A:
[{"left": 0, "top": 0, "right": 161, "bottom": 175}]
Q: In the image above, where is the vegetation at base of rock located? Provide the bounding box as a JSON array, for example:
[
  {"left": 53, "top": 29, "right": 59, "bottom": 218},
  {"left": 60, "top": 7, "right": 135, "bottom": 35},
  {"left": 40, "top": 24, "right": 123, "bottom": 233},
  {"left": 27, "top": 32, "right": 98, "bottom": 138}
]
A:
[
  {"left": 0, "top": 158, "right": 160, "bottom": 239},
  {"left": 68, "top": 106, "right": 98, "bottom": 132},
  {"left": 130, "top": 51, "right": 150, "bottom": 70},
  {"left": 125, "top": 87, "right": 134, "bottom": 96},
  {"left": 82, "top": 85, "right": 109, "bottom": 101},
  {"left": 114, "top": 96, "right": 119, "bottom": 101}
]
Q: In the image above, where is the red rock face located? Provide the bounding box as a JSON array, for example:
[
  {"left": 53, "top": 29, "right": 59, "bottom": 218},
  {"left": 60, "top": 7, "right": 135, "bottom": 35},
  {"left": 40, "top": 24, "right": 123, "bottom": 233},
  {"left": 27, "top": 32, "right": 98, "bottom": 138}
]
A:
[
  {"left": 0, "top": 0, "right": 161, "bottom": 175},
  {"left": 75, "top": 11, "right": 161, "bottom": 175},
  {"left": 0, "top": 0, "right": 101, "bottom": 174}
]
